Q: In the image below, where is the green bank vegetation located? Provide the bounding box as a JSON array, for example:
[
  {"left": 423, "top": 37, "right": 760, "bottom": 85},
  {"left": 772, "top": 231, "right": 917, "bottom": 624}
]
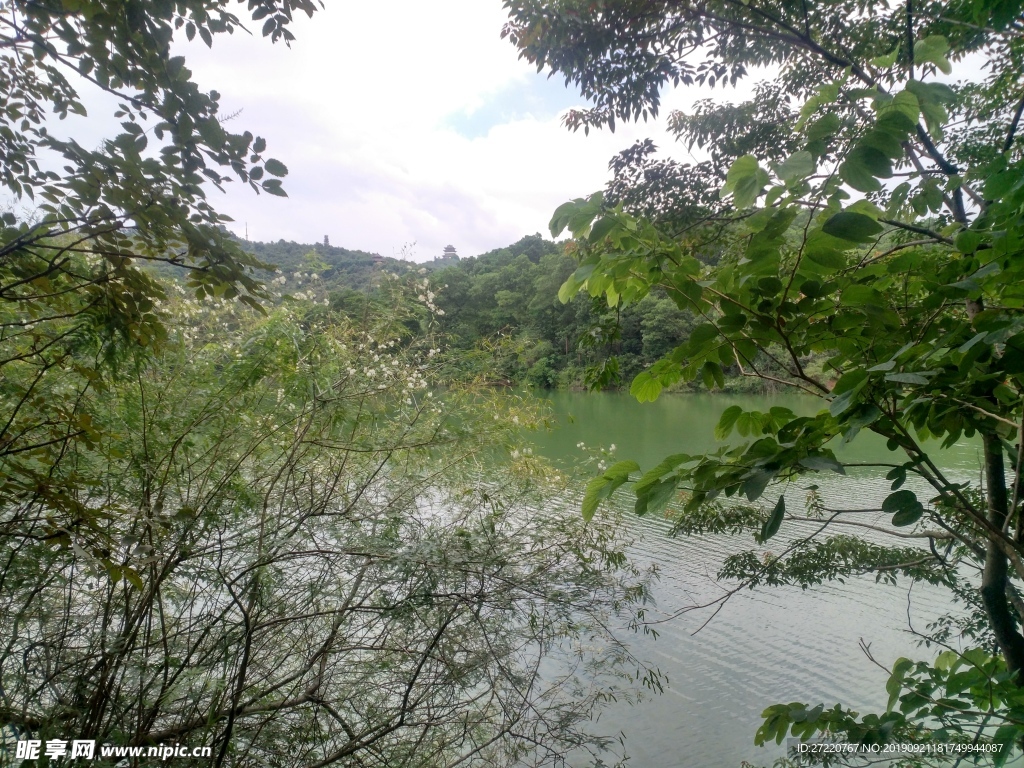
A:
[
  {"left": 245, "top": 233, "right": 714, "bottom": 394},
  {"left": 0, "top": 2, "right": 654, "bottom": 765},
  {"left": 502, "top": 0, "right": 1024, "bottom": 762},
  {"left": 5, "top": 0, "right": 1024, "bottom": 764}
]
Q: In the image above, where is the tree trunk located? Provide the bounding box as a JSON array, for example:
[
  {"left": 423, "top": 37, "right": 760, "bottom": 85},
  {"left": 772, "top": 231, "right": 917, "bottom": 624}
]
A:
[{"left": 980, "top": 432, "right": 1024, "bottom": 679}]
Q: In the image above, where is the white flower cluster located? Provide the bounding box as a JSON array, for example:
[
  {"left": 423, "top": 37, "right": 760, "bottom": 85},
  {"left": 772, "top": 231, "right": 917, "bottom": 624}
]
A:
[
  {"left": 342, "top": 333, "right": 435, "bottom": 404},
  {"left": 413, "top": 278, "right": 445, "bottom": 316}
]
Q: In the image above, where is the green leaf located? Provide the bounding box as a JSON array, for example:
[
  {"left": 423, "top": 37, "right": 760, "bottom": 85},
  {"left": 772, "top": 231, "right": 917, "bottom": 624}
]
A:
[
  {"left": 264, "top": 158, "right": 288, "bottom": 177},
  {"left": 885, "top": 371, "right": 931, "bottom": 385},
  {"left": 549, "top": 200, "right": 580, "bottom": 236},
  {"left": 886, "top": 181, "right": 911, "bottom": 215},
  {"left": 701, "top": 360, "right": 725, "bottom": 389},
  {"left": 829, "top": 388, "right": 859, "bottom": 417},
  {"left": 955, "top": 230, "right": 981, "bottom": 254},
  {"left": 887, "top": 657, "right": 914, "bottom": 711},
  {"left": 877, "top": 90, "right": 920, "bottom": 124},
  {"left": 993, "top": 724, "right": 1017, "bottom": 768},
  {"left": 845, "top": 405, "right": 882, "bottom": 435},
  {"left": 557, "top": 278, "right": 579, "bottom": 304},
  {"left": 581, "top": 460, "right": 640, "bottom": 521},
  {"left": 845, "top": 145, "right": 893, "bottom": 184},
  {"left": 985, "top": 170, "right": 1022, "bottom": 201},
  {"left": 841, "top": 284, "right": 885, "bottom": 306},
  {"left": 914, "top": 35, "right": 952, "bottom": 74},
  {"left": 582, "top": 477, "right": 610, "bottom": 522},
  {"left": 871, "top": 48, "right": 899, "bottom": 68},
  {"left": 799, "top": 455, "right": 846, "bottom": 474},
  {"left": 605, "top": 460, "right": 641, "bottom": 482},
  {"left": 806, "top": 113, "right": 841, "bottom": 142},
  {"left": 776, "top": 150, "right": 814, "bottom": 182},
  {"left": 760, "top": 495, "right": 786, "bottom": 541},
  {"left": 636, "top": 454, "right": 689, "bottom": 495},
  {"left": 635, "top": 478, "right": 677, "bottom": 516},
  {"left": 688, "top": 323, "right": 719, "bottom": 353},
  {"left": 886, "top": 466, "right": 907, "bottom": 490},
  {"left": 722, "top": 154, "right": 769, "bottom": 209},
  {"left": 860, "top": 128, "right": 904, "bottom": 159},
  {"left": 804, "top": 242, "right": 848, "bottom": 271},
  {"left": 716, "top": 405, "right": 743, "bottom": 440},
  {"left": 588, "top": 215, "right": 618, "bottom": 243},
  {"left": 124, "top": 567, "right": 144, "bottom": 590},
  {"left": 630, "top": 371, "right": 664, "bottom": 403},
  {"left": 261, "top": 179, "right": 287, "bottom": 197},
  {"left": 744, "top": 469, "right": 774, "bottom": 502},
  {"left": 883, "top": 490, "right": 925, "bottom": 526},
  {"left": 822, "top": 211, "right": 884, "bottom": 243},
  {"left": 840, "top": 155, "right": 883, "bottom": 192}
]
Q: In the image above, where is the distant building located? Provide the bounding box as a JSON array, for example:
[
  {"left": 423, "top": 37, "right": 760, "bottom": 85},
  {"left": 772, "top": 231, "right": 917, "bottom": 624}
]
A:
[{"left": 442, "top": 244, "right": 459, "bottom": 260}]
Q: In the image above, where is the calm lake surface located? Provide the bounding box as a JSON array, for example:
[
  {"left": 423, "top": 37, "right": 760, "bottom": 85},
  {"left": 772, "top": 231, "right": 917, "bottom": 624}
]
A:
[{"left": 528, "top": 392, "right": 982, "bottom": 768}]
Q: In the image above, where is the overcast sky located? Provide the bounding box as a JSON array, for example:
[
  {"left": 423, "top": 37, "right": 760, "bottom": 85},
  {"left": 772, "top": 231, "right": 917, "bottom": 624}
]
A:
[{"left": 163, "top": 1, "right": 739, "bottom": 261}]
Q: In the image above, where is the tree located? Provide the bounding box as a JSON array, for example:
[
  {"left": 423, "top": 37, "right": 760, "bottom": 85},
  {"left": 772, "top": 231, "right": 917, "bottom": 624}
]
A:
[
  {"left": 1, "top": 0, "right": 316, "bottom": 549},
  {"left": 0, "top": 291, "right": 657, "bottom": 766},
  {"left": 503, "top": 0, "right": 1024, "bottom": 758}
]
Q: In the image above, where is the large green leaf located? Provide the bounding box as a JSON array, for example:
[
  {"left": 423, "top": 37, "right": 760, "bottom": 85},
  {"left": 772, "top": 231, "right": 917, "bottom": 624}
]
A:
[
  {"left": 840, "top": 146, "right": 892, "bottom": 192},
  {"left": 882, "top": 490, "right": 925, "bottom": 526},
  {"left": 635, "top": 454, "right": 690, "bottom": 494},
  {"left": 264, "top": 158, "right": 288, "bottom": 177},
  {"left": 581, "top": 460, "right": 640, "bottom": 521},
  {"left": 806, "top": 113, "right": 841, "bottom": 142},
  {"left": 630, "top": 371, "right": 663, "bottom": 403},
  {"left": 776, "top": 151, "right": 814, "bottom": 182},
  {"left": 839, "top": 157, "right": 883, "bottom": 192},
  {"left": 799, "top": 455, "right": 845, "bottom": 474},
  {"left": 822, "top": 212, "right": 884, "bottom": 243},
  {"left": 722, "top": 154, "right": 769, "bottom": 208},
  {"left": 635, "top": 478, "right": 678, "bottom": 516},
  {"left": 760, "top": 495, "right": 786, "bottom": 542},
  {"left": 914, "top": 35, "right": 952, "bottom": 74},
  {"left": 716, "top": 405, "right": 743, "bottom": 440}
]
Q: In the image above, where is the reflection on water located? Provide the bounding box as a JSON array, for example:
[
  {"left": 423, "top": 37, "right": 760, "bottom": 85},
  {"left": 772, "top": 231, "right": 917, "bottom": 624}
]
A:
[{"left": 528, "top": 392, "right": 978, "bottom": 767}]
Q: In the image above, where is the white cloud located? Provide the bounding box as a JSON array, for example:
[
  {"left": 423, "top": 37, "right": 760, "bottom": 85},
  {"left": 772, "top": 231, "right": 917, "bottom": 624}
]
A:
[
  {"left": 172, "top": 1, "right": 707, "bottom": 257},
  {"left": 13, "top": 2, "right": 991, "bottom": 262},
  {"left": 34, "top": 1, "right": 761, "bottom": 259}
]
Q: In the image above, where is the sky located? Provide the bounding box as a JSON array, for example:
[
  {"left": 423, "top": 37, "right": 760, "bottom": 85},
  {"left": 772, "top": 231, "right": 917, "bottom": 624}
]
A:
[
  {"left": 12, "top": 2, "right": 987, "bottom": 262},
  {"left": 157, "top": 1, "right": 741, "bottom": 261}
]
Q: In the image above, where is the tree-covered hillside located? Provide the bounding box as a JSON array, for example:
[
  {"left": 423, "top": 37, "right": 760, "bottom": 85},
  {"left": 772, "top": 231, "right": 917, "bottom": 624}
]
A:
[{"left": 247, "top": 234, "right": 718, "bottom": 391}]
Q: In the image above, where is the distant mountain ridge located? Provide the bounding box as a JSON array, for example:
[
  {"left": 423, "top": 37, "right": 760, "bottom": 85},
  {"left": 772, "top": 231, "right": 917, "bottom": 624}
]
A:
[{"left": 242, "top": 235, "right": 551, "bottom": 293}]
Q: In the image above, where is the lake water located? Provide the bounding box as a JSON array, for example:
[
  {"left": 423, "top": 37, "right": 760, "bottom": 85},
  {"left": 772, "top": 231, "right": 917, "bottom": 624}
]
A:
[{"left": 527, "top": 392, "right": 983, "bottom": 767}]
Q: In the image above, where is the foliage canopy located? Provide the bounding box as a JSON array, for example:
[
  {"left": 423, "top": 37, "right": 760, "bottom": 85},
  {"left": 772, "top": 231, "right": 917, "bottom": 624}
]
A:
[
  {"left": 0, "top": 4, "right": 660, "bottom": 764},
  {"left": 0, "top": 288, "right": 655, "bottom": 765},
  {"left": 0, "top": 0, "right": 321, "bottom": 553},
  {"left": 503, "top": 0, "right": 1024, "bottom": 759}
]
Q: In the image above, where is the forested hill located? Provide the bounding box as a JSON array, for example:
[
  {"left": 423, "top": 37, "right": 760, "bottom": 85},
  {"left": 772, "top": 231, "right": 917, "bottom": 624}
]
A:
[
  {"left": 246, "top": 233, "right": 710, "bottom": 391},
  {"left": 247, "top": 238, "right": 407, "bottom": 292}
]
